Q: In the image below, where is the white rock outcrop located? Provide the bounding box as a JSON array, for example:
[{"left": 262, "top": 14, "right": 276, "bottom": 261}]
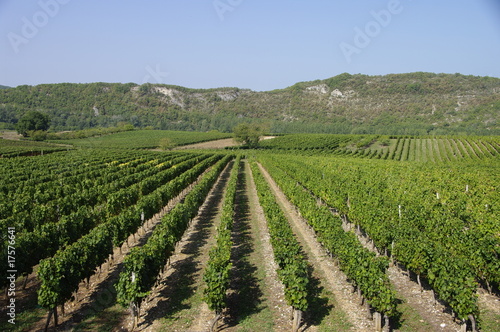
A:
[
  {"left": 306, "top": 84, "right": 329, "bottom": 94},
  {"left": 153, "top": 87, "right": 184, "bottom": 108}
]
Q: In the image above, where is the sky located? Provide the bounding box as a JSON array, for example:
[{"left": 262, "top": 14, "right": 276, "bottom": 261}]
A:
[{"left": 1, "top": 0, "right": 500, "bottom": 91}]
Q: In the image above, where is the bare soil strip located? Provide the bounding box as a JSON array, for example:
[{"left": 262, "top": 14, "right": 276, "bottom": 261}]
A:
[
  {"left": 478, "top": 291, "right": 500, "bottom": 317},
  {"left": 134, "top": 162, "right": 233, "bottom": 332},
  {"left": 174, "top": 136, "right": 276, "bottom": 150},
  {"left": 386, "top": 266, "right": 461, "bottom": 332},
  {"left": 257, "top": 163, "right": 372, "bottom": 331},
  {"left": 174, "top": 138, "right": 239, "bottom": 150},
  {"left": 0, "top": 130, "right": 21, "bottom": 140}
]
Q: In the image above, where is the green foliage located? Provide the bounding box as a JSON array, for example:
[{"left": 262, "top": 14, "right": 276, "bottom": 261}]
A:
[
  {"left": 260, "top": 134, "right": 500, "bottom": 163},
  {"left": 29, "top": 130, "right": 48, "bottom": 141},
  {"left": 0, "top": 151, "right": 215, "bottom": 291},
  {"left": 47, "top": 125, "right": 134, "bottom": 140},
  {"left": 258, "top": 157, "right": 397, "bottom": 316},
  {"left": 36, "top": 153, "right": 227, "bottom": 308},
  {"left": 38, "top": 224, "right": 113, "bottom": 309},
  {"left": 0, "top": 138, "right": 69, "bottom": 157},
  {"left": 260, "top": 153, "right": 498, "bottom": 320},
  {"left": 251, "top": 162, "right": 310, "bottom": 311},
  {"left": 1, "top": 73, "right": 498, "bottom": 135},
  {"left": 203, "top": 157, "right": 240, "bottom": 313},
  {"left": 16, "top": 111, "right": 50, "bottom": 137},
  {"left": 0, "top": 125, "right": 497, "bottom": 327},
  {"left": 116, "top": 155, "right": 232, "bottom": 307},
  {"left": 52, "top": 130, "right": 231, "bottom": 149},
  {"left": 260, "top": 134, "right": 352, "bottom": 150}
]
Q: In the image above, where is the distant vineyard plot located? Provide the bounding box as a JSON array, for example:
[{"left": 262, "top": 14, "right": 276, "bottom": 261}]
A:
[
  {"left": 260, "top": 134, "right": 500, "bottom": 162},
  {"left": 0, "top": 138, "right": 71, "bottom": 157},
  {"left": 50, "top": 130, "right": 232, "bottom": 149}
]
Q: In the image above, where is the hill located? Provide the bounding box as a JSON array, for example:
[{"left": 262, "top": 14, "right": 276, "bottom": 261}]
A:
[
  {"left": 0, "top": 73, "right": 499, "bottom": 135},
  {"left": 0, "top": 85, "right": 11, "bottom": 89}
]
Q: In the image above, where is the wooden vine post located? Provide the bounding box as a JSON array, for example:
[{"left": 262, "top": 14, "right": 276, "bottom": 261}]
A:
[
  {"left": 43, "top": 308, "right": 53, "bottom": 332},
  {"left": 53, "top": 307, "right": 58, "bottom": 326},
  {"left": 141, "top": 211, "right": 146, "bottom": 233},
  {"left": 384, "top": 314, "right": 390, "bottom": 332},
  {"left": 469, "top": 314, "right": 477, "bottom": 332},
  {"left": 292, "top": 308, "right": 303, "bottom": 332},
  {"left": 43, "top": 307, "right": 58, "bottom": 332},
  {"left": 374, "top": 312, "right": 382, "bottom": 332},
  {"left": 130, "top": 301, "right": 140, "bottom": 329},
  {"left": 460, "top": 314, "right": 477, "bottom": 332}
]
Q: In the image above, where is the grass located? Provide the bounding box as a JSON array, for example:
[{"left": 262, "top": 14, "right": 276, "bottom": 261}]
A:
[
  {"left": 154, "top": 282, "right": 204, "bottom": 331},
  {"left": 395, "top": 299, "right": 433, "bottom": 332},
  {"left": 313, "top": 286, "right": 352, "bottom": 332},
  {"left": 72, "top": 304, "right": 127, "bottom": 332},
  {"left": 229, "top": 240, "right": 275, "bottom": 332},
  {"left": 479, "top": 308, "right": 500, "bottom": 332},
  {"left": 0, "top": 282, "right": 46, "bottom": 332},
  {"left": 0, "top": 306, "right": 46, "bottom": 332}
]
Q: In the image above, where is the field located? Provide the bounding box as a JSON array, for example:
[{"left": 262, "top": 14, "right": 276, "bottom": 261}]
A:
[
  {"left": 0, "top": 137, "right": 71, "bottom": 158},
  {"left": 49, "top": 130, "right": 232, "bottom": 149},
  {"left": 260, "top": 134, "right": 500, "bottom": 162},
  {"left": 1, "top": 131, "right": 499, "bottom": 332}
]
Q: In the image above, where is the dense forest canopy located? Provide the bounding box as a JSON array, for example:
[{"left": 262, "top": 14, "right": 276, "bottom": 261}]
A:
[{"left": 0, "top": 72, "right": 499, "bottom": 135}]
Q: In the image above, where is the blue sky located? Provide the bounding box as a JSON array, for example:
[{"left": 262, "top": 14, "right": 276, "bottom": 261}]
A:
[{"left": 1, "top": 0, "right": 499, "bottom": 91}]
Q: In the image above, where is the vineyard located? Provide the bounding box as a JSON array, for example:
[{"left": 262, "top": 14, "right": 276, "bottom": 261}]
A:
[
  {"left": 260, "top": 134, "right": 500, "bottom": 162},
  {"left": 0, "top": 131, "right": 499, "bottom": 332},
  {"left": 49, "top": 130, "right": 232, "bottom": 149},
  {"left": 0, "top": 139, "right": 71, "bottom": 158}
]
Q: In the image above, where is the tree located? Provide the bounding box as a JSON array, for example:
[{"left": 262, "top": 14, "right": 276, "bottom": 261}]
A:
[
  {"left": 159, "top": 137, "right": 177, "bottom": 150},
  {"left": 233, "top": 123, "right": 267, "bottom": 148},
  {"left": 16, "top": 111, "right": 50, "bottom": 137}
]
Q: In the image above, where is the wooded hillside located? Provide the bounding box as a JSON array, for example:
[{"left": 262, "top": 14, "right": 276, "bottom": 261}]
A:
[{"left": 1, "top": 72, "right": 499, "bottom": 135}]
